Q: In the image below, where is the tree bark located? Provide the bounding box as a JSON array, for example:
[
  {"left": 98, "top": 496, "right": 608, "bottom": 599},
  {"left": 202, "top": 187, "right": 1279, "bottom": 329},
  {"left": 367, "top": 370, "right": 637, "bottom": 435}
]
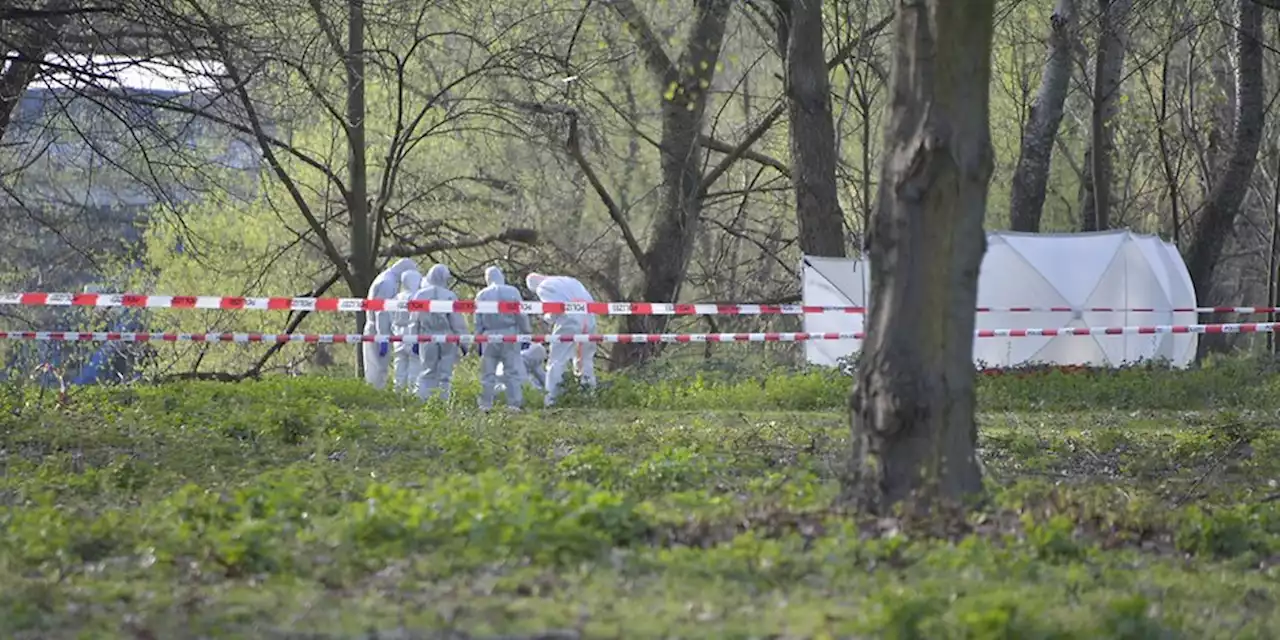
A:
[
  {"left": 848, "top": 0, "right": 995, "bottom": 512},
  {"left": 1204, "top": 1, "right": 1240, "bottom": 180},
  {"left": 1080, "top": 0, "right": 1131, "bottom": 232},
  {"left": 345, "top": 0, "right": 373, "bottom": 376},
  {"left": 782, "top": 0, "right": 846, "bottom": 257},
  {"left": 1269, "top": 143, "right": 1280, "bottom": 354},
  {"left": 1008, "top": 0, "right": 1076, "bottom": 232},
  {"left": 1184, "top": 0, "right": 1265, "bottom": 356}
]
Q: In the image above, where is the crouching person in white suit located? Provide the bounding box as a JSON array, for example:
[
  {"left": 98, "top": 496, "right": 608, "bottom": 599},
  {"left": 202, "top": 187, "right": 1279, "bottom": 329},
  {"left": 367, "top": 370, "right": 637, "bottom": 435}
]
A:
[
  {"left": 390, "top": 268, "right": 422, "bottom": 393},
  {"left": 474, "top": 266, "right": 533, "bottom": 411},
  {"left": 525, "top": 272, "right": 597, "bottom": 407},
  {"left": 410, "top": 264, "right": 468, "bottom": 402},
  {"left": 363, "top": 258, "right": 418, "bottom": 389},
  {"left": 495, "top": 343, "right": 547, "bottom": 395}
]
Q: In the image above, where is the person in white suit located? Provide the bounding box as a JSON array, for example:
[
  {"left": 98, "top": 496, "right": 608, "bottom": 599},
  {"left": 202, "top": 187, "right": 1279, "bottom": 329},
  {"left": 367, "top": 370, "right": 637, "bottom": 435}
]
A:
[
  {"left": 362, "top": 258, "right": 418, "bottom": 389},
  {"left": 473, "top": 266, "right": 533, "bottom": 411},
  {"left": 390, "top": 268, "right": 422, "bottom": 393},
  {"left": 525, "top": 272, "right": 597, "bottom": 406},
  {"left": 410, "top": 264, "right": 468, "bottom": 402}
]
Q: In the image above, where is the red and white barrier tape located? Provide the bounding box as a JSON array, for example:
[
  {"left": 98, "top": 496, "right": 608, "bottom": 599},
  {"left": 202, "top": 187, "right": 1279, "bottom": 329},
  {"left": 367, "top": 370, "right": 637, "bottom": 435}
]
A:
[
  {"left": 1, "top": 292, "right": 1275, "bottom": 316},
  {"left": 0, "top": 322, "right": 1273, "bottom": 344}
]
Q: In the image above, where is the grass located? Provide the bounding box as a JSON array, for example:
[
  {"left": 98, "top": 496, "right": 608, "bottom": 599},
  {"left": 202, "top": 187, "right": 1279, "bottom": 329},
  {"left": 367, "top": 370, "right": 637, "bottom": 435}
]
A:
[{"left": 2, "top": 354, "right": 1280, "bottom": 638}]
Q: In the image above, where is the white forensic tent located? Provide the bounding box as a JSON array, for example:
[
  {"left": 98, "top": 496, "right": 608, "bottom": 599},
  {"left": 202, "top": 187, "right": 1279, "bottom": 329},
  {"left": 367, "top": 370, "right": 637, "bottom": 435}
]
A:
[
  {"left": 801, "top": 230, "right": 1198, "bottom": 369},
  {"left": 802, "top": 255, "right": 870, "bottom": 367}
]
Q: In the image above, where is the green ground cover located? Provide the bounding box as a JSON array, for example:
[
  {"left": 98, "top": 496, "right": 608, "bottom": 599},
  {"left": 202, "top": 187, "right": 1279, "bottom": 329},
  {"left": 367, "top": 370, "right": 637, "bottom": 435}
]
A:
[{"left": 2, "top": 356, "right": 1279, "bottom": 638}]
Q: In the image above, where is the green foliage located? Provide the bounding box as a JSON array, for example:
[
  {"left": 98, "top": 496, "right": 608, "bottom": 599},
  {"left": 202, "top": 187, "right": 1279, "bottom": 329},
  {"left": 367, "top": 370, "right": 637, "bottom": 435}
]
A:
[
  {"left": 1, "top": 362, "right": 1279, "bottom": 636},
  {"left": 120, "top": 188, "right": 352, "bottom": 374},
  {"left": 566, "top": 353, "right": 1280, "bottom": 412}
]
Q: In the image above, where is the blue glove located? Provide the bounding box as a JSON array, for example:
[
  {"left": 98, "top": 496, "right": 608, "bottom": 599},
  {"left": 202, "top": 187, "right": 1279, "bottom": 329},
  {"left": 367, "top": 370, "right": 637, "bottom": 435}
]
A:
[
  {"left": 377, "top": 342, "right": 388, "bottom": 358},
  {"left": 519, "top": 341, "right": 531, "bottom": 351},
  {"left": 460, "top": 344, "right": 470, "bottom": 357},
  {"left": 412, "top": 344, "right": 419, "bottom": 355}
]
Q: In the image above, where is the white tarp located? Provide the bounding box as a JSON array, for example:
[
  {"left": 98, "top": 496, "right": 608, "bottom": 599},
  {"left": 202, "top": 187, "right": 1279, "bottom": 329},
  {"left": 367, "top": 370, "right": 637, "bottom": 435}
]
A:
[{"left": 801, "top": 230, "right": 1198, "bottom": 368}]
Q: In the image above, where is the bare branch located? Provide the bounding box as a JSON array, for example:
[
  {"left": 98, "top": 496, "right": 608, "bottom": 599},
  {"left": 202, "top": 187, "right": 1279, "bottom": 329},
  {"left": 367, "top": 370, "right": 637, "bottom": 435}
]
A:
[
  {"left": 0, "top": 6, "right": 110, "bottom": 20},
  {"left": 699, "top": 103, "right": 787, "bottom": 194},
  {"left": 566, "top": 113, "right": 647, "bottom": 270},
  {"left": 380, "top": 227, "right": 539, "bottom": 259},
  {"left": 826, "top": 11, "right": 894, "bottom": 71},
  {"left": 241, "top": 270, "right": 345, "bottom": 379},
  {"left": 602, "top": 0, "right": 677, "bottom": 82},
  {"left": 505, "top": 98, "right": 648, "bottom": 271},
  {"left": 105, "top": 87, "right": 353, "bottom": 201},
  {"left": 306, "top": 0, "right": 351, "bottom": 67},
  {"left": 181, "top": 0, "right": 354, "bottom": 287},
  {"left": 698, "top": 10, "right": 895, "bottom": 195},
  {"left": 699, "top": 134, "right": 790, "bottom": 177}
]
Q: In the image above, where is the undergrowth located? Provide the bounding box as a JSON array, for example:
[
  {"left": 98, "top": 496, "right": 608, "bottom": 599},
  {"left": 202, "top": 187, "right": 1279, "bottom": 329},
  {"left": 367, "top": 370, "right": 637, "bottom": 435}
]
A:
[{"left": 1, "top": 356, "right": 1278, "bottom": 638}]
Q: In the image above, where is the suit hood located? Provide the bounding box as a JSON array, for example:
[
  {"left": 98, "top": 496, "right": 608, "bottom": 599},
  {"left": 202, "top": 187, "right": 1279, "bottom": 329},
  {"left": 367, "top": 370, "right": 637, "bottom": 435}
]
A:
[{"left": 425, "top": 264, "right": 450, "bottom": 287}]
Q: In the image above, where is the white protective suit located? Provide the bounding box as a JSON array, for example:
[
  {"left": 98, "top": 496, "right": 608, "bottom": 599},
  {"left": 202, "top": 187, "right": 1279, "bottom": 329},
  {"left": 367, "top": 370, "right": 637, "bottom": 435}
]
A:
[
  {"left": 411, "top": 264, "right": 468, "bottom": 402},
  {"left": 363, "top": 258, "right": 419, "bottom": 389},
  {"left": 474, "top": 266, "right": 533, "bottom": 410},
  {"left": 496, "top": 343, "right": 546, "bottom": 394},
  {"left": 390, "top": 269, "right": 423, "bottom": 393},
  {"left": 525, "top": 272, "right": 597, "bottom": 406}
]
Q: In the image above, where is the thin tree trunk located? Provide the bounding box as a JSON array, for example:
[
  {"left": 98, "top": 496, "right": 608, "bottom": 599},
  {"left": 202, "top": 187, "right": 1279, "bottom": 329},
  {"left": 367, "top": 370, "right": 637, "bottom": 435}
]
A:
[
  {"left": 346, "top": 0, "right": 372, "bottom": 376},
  {"left": 848, "top": 0, "right": 995, "bottom": 512},
  {"left": 1184, "top": 0, "right": 1265, "bottom": 359},
  {"left": 1009, "top": 0, "right": 1076, "bottom": 232},
  {"left": 859, "top": 88, "right": 874, "bottom": 243},
  {"left": 1269, "top": 143, "right": 1280, "bottom": 353},
  {"left": 784, "top": 0, "right": 845, "bottom": 257},
  {"left": 1156, "top": 34, "right": 1183, "bottom": 248},
  {"left": 1080, "top": 0, "right": 1131, "bottom": 232}
]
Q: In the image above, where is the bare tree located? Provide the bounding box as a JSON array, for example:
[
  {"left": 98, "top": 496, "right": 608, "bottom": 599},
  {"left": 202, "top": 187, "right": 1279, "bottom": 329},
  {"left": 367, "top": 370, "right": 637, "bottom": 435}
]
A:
[
  {"left": 497, "top": 2, "right": 897, "bottom": 369},
  {"left": 774, "top": 0, "right": 846, "bottom": 257},
  {"left": 832, "top": 0, "right": 892, "bottom": 244},
  {"left": 1184, "top": 0, "right": 1265, "bottom": 317},
  {"left": 1080, "top": 0, "right": 1132, "bottom": 231},
  {"left": 1008, "top": 0, "right": 1077, "bottom": 232},
  {"left": 120, "top": 0, "right": 545, "bottom": 374},
  {"left": 563, "top": 0, "right": 733, "bottom": 367},
  {"left": 1136, "top": 4, "right": 1194, "bottom": 247},
  {"left": 848, "top": 0, "right": 994, "bottom": 511}
]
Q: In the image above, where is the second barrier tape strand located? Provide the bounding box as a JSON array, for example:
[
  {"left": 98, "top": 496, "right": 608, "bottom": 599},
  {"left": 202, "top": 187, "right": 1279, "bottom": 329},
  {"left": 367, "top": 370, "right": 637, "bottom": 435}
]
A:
[
  {"left": 1, "top": 322, "right": 1275, "bottom": 344},
  {"left": 0, "top": 292, "right": 1276, "bottom": 315}
]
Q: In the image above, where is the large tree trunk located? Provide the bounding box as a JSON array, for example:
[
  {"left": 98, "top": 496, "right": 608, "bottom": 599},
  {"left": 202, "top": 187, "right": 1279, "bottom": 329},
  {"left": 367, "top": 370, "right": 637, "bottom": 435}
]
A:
[
  {"left": 1008, "top": 0, "right": 1076, "bottom": 232},
  {"left": 608, "top": 0, "right": 732, "bottom": 368},
  {"left": 783, "top": 0, "right": 846, "bottom": 257},
  {"left": 847, "top": 0, "right": 995, "bottom": 512},
  {"left": 1184, "top": 0, "right": 1265, "bottom": 357},
  {"left": 1079, "top": 0, "right": 1131, "bottom": 231}
]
